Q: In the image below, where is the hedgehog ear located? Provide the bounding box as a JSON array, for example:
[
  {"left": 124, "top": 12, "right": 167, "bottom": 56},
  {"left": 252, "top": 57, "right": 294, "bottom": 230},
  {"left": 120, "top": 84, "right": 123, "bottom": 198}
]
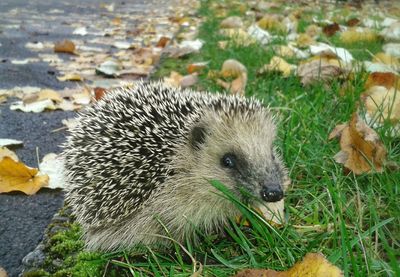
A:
[{"left": 190, "top": 125, "right": 208, "bottom": 150}]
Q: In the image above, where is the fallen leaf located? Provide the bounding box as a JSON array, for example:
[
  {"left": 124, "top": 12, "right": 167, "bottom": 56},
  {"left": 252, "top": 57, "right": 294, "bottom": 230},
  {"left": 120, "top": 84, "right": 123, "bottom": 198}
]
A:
[
  {"left": 296, "top": 33, "right": 315, "bottom": 48},
  {"left": 72, "top": 89, "right": 91, "bottom": 105},
  {"left": 39, "top": 153, "right": 65, "bottom": 189},
  {"left": 37, "top": 89, "right": 63, "bottom": 103},
  {"left": 0, "top": 147, "right": 19, "bottom": 161},
  {"left": 259, "top": 56, "right": 296, "bottom": 77},
  {"left": 247, "top": 24, "right": 272, "bottom": 45},
  {"left": 383, "top": 43, "right": 400, "bottom": 58},
  {"left": 220, "top": 16, "right": 243, "bottom": 29},
  {"left": 187, "top": 62, "right": 209, "bottom": 74},
  {"left": 329, "top": 113, "right": 387, "bottom": 174},
  {"left": 217, "top": 59, "right": 248, "bottom": 96},
  {"left": 340, "top": 29, "right": 378, "bottom": 44},
  {"left": 94, "top": 87, "right": 107, "bottom": 100},
  {"left": 364, "top": 72, "right": 399, "bottom": 90},
  {"left": 57, "top": 100, "right": 81, "bottom": 111},
  {"left": 232, "top": 253, "right": 343, "bottom": 277},
  {"left": 306, "top": 24, "right": 321, "bottom": 38},
  {"left": 363, "top": 86, "right": 400, "bottom": 123},
  {"left": 255, "top": 199, "right": 285, "bottom": 225},
  {"left": 372, "top": 53, "right": 400, "bottom": 71},
  {"left": 346, "top": 18, "right": 360, "bottom": 27},
  {"left": 380, "top": 21, "right": 400, "bottom": 41},
  {"left": 298, "top": 57, "right": 345, "bottom": 86},
  {"left": 323, "top": 22, "right": 340, "bottom": 37},
  {"left": 54, "top": 40, "right": 76, "bottom": 54},
  {"left": 72, "top": 27, "right": 88, "bottom": 36},
  {"left": 0, "top": 157, "right": 49, "bottom": 195},
  {"left": 57, "top": 73, "right": 83, "bottom": 82},
  {"left": 113, "top": 41, "right": 133, "bottom": 49},
  {"left": 156, "top": 36, "right": 171, "bottom": 48},
  {"left": 164, "top": 71, "right": 184, "bottom": 87},
  {"left": 25, "top": 42, "right": 44, "bottom": 50},
  {"left": 220, "top": 29, "right": 255, "bottom": 46},
  {"left": 11, "top": 58, "right": 40, "bottom": 65},
  {"left": 10, "top": 99, "right": 56, "bottom": 113},
  {"left": 310, "top": 43, "right": 353, "bottom": 63},
  {"left": 258, "top": 14, "right": 286, "bottom": 33},
  {"left": 96, "top": 59, "right": 122, "bottom": 77},
  {"left": 0, "top": 139, "right": 23, "bottom": 148},
  {"left": 0, "top": 267, "right": 8, "bottom": 277}
]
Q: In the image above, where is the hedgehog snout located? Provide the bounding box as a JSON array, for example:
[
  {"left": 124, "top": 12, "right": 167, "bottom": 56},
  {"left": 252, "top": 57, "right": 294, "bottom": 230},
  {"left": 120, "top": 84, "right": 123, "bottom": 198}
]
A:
[{"left": 260, "top": 184, "right": 284, "bottom": 202}]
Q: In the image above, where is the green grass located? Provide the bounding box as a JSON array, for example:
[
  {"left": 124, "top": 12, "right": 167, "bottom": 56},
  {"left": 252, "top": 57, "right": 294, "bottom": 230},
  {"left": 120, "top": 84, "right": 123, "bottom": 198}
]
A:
[
  {"left": 133, "top": 1, "right": 400, "bottom": 276},
  {"left": 35, "top": 1, "right": 398, "bottom": 276}
]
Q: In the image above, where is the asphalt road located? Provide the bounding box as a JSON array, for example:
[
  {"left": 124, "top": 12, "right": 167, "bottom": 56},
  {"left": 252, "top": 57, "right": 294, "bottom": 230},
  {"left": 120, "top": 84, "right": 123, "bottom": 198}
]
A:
[{"left": 0, "top": 0, "right": 166, "bottom": 276}]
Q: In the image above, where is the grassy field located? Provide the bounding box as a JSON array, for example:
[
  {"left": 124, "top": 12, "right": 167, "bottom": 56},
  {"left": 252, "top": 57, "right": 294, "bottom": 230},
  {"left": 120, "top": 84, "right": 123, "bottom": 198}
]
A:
[{"left": 31, "top": 1, "right": 399, "bottom": 276}]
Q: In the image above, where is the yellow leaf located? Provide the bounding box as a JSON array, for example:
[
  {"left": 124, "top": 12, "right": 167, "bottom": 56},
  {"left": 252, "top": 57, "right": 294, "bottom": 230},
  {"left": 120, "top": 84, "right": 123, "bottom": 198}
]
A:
[
  {"left": 232, "top": 253, "right": 343, "bottom": 277},
  {"left": 257, "top": 15, "right": 286, "bottom": 33},
  {"left": 296, "top": 33, "right": 315, "bottom": 48},
  {"left": 363, "top": 86, "right": 400, "bottom": 123},
  {"left": 373, "top": 52, "right": 400, "bottom": 68},
  {"left": 0, "top": 157, "right": 49, "bottom": 195},
  {"left": 37, "top": 89, "right": 63, "bottom": 103},
  {"left": 0, "top": 147, "right": 19, "bottom": 161},
  {"left": 259, "top": 56, "right": 295, "bottom": 77},
  {"left": 340, "top": 29, "right": 378, "bottom": 44},
  {"left": 57, "top": 73, "right": 83, "bottom": 82}
]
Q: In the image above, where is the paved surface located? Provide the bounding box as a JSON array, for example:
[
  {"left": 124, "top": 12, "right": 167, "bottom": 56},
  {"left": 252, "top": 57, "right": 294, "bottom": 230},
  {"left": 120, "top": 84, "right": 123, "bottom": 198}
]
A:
[{"left": 0, "top": 0, "right": 179, "bottom": 276}]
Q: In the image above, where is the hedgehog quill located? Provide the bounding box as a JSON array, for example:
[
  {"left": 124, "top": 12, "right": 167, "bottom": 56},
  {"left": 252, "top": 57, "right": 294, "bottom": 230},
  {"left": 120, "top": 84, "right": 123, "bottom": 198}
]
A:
[{"left": 63, "top": 81, "right": 289, "bottom": 251}]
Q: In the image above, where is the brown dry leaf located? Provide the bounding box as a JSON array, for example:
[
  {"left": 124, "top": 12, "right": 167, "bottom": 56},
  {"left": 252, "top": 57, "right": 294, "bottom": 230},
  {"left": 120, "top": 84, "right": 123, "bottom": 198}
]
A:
[
  {"left": 364, "top": 72, "right": 399, "bottom": 90},
  {"left": 340, "top": 29, "right": 378, "bottom": 44},
  {"left": 259, "top": 56, "right": 296, "bottom": 78},
  {"left": 217, "top": 59, "right": 247, "bottom": 96},
  {"left": 298, "top": 57, "right": 345, "bottom": 86},
  {"left": 232, "top": 253, "right": 343, "bottom": 277},
  {"left": 94, "top": 87, "right": 107, "bottom": 101},
  {"left": 57, "top": 73, "right": 83, "bottom": 82},
  {"left": 156, "top": 36, "right": 171, "bottom": 48},
  {"left": 363, "top": 86, "right": 400, "bottom": 123},
  {"left": 54, "top": 40, "right": 76, "bottom": 54},
  {"left": 347, "top": 18, "right": 360, "bottom": 27},
  {"left": 323, "top": 22, "right": 340, "bottom": 37},
  {"left": 0, "top": 157, "right": 49, "bottom": 195},
  {"left": 0, "top": 147, "right": 18, "bottom": 161},
  {"left": 187, "top": 62, "right": 208, "bottom": 74},
  {"left": 329, "top": 113, "right": 387, "bottom": 174}
]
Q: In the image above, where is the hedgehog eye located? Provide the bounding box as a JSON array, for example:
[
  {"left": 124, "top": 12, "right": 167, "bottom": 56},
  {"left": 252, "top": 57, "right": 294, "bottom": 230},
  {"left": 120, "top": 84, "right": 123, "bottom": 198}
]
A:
[{"left": 221, "top": 153, "right": 236, "bottom": 169}]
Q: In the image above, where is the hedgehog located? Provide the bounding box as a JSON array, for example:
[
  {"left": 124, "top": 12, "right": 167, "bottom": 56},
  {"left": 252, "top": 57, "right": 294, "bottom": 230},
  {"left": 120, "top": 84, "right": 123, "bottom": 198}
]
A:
[{"left": 62, "top": 81, "right": 289, "bottom": 251}]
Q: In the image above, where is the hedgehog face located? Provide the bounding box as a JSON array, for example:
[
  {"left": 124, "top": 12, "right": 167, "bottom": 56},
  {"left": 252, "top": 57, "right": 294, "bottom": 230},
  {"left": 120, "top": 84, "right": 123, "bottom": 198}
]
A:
[{"left": 187, "top": 109, "right": 288, "bottom": 204}]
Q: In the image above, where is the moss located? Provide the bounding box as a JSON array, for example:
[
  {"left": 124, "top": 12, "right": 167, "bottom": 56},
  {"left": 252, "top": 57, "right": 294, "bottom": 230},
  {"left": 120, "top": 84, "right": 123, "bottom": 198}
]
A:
[{"left": 22, "top": 269, "right": 51, "bottom": 277}]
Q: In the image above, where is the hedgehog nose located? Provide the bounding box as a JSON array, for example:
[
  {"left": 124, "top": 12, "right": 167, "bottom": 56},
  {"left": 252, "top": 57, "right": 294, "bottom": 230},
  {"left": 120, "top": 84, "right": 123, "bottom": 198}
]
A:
[{"left": 261, "top": 185, "right": 284, "bottom": 202}]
